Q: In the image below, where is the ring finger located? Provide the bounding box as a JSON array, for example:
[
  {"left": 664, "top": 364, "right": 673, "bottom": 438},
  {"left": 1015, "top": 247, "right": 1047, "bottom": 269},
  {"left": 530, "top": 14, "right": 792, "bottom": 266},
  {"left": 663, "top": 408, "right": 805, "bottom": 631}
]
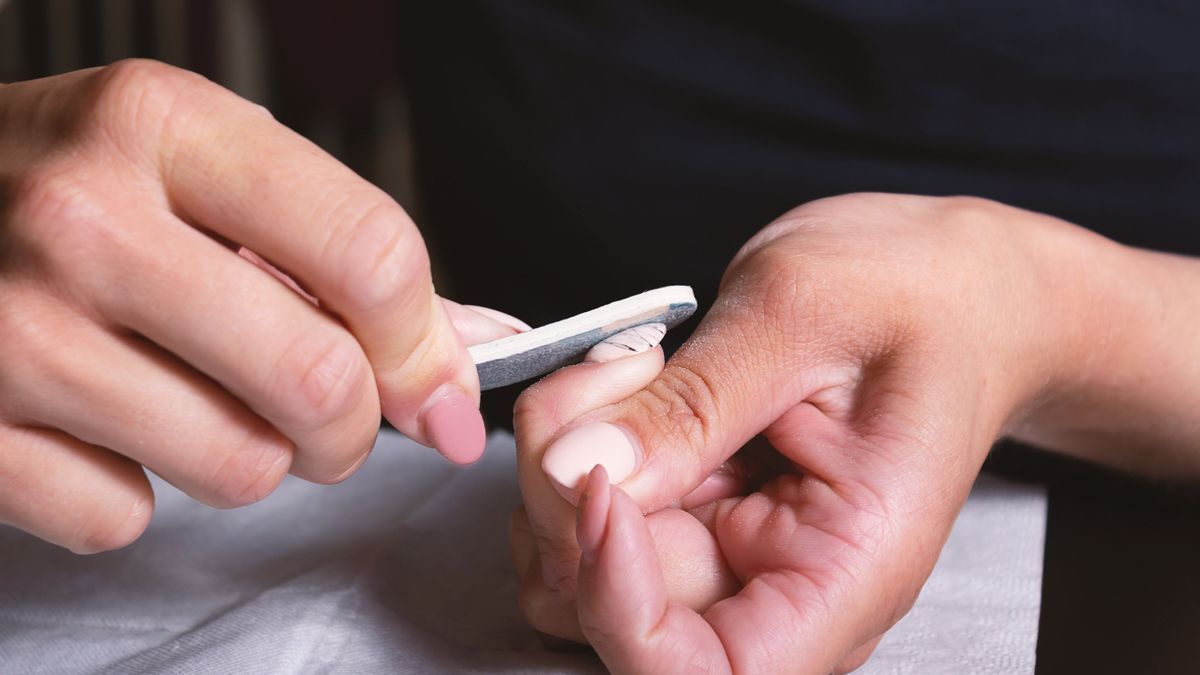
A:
[{"left": 7, "top": 306, "right": 294, "bottom": 509}]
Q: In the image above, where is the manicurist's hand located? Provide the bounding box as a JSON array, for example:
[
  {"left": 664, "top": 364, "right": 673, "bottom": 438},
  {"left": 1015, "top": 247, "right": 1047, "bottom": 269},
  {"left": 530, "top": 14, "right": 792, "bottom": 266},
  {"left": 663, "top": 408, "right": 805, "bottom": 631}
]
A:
[
  {"left": 510, "top": 193, "right": 1200, "bottom": 673},
  {"left": 0, "top": 61, "right": 524, "bottom": 554}
]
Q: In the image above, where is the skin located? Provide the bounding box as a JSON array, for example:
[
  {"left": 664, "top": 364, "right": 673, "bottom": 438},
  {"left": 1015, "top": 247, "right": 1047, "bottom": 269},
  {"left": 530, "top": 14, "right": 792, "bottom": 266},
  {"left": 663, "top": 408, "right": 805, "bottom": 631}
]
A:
[
  {"left": 511, "top": 193, "right": 1200, "bottom": 673},
  {"left": 0, "top": 61, "right": 520, "bottom": 554}
]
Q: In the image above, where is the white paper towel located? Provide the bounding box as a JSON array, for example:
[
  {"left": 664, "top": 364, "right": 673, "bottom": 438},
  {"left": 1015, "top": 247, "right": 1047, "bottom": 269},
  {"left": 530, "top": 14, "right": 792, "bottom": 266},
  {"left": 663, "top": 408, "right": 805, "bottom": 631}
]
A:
[{"left": 0, "top": 431, "right": 1044, "bottom": 674}]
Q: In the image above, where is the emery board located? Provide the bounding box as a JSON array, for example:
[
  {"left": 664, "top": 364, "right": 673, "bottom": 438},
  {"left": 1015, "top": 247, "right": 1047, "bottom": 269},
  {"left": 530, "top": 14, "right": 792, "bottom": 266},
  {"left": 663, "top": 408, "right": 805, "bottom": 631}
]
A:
[{"left": 470, "top": 285, "right": 697, "bottom": 390}]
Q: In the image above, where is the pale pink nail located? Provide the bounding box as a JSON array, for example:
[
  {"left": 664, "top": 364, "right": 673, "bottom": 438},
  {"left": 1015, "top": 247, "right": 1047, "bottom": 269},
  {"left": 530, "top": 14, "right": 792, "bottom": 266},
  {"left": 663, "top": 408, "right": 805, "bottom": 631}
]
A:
[
  {"left": 424, "top": 390, "right": 486, "bottom": 465},
  {"left": 542, "top": 422, "right": 639, "bottom": 503},
  {"left": 584, "top": 323, "right": 666, "bottom": 363}
]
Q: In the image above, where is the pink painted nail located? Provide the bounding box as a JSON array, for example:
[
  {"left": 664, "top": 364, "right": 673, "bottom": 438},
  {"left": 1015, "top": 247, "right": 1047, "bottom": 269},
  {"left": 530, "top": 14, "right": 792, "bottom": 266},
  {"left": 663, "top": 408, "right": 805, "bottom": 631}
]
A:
[
  {"left": 424, "top": 389, "right": 486, "bottom": 465},
  {"left": 542, "top": 422, "right": 639, "bottom": 503},
  {"left": 576, "top": 465, "right": 611, "bottom": 563},
  {"left": 584, "top": 323, "right": 666, "bottom": 363}
]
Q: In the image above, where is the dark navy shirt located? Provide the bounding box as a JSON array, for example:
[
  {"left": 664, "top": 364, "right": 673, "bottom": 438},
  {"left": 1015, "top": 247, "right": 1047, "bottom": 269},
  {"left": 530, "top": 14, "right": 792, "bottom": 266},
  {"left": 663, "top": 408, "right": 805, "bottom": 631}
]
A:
[{"left": 399, "top": 0, "right": 1200, "bottom": 334}]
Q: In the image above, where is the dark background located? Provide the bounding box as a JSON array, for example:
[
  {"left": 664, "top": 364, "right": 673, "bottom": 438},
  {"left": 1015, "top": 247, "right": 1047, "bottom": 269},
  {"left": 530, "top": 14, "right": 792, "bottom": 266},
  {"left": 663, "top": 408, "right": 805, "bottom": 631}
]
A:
[{"left": 3, "top": 2, "right": 1199, "bottom": 672}]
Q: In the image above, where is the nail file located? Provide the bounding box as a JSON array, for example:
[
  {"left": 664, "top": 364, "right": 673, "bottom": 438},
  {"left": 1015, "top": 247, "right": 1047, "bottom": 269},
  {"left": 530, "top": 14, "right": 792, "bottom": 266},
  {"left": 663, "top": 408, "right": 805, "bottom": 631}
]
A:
[{"left": 470, "top": 285, "right": 697, "bottom": 391}]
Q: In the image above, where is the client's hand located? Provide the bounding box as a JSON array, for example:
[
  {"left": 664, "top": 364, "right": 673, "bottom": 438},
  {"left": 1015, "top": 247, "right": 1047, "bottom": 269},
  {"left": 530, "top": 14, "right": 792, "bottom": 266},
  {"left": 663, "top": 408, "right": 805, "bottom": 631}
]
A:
[{"left": 510, "top": 193, "right": 1140, "bottom": 673}]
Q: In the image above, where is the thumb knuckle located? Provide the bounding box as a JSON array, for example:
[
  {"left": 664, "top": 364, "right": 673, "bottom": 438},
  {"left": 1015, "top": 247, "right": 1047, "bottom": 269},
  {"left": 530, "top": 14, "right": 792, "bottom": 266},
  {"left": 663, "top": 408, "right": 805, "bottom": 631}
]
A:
[{"left": 629, "top": 362, "right": 720, "bottom": 461}]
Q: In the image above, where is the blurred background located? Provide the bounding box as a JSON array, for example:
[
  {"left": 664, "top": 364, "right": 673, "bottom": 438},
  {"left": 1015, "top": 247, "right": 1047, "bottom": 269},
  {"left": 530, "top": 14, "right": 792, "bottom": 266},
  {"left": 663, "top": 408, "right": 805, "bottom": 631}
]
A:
[{"left": 0, "top": 0, "right": 445, "bottom": 284}]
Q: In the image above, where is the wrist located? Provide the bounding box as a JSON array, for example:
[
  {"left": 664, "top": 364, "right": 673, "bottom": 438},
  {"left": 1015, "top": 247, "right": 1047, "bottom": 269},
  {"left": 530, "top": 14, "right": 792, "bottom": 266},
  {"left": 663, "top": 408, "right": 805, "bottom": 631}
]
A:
[{"left": 1005, "top": 212, "right": 1200, "bottom": 475}]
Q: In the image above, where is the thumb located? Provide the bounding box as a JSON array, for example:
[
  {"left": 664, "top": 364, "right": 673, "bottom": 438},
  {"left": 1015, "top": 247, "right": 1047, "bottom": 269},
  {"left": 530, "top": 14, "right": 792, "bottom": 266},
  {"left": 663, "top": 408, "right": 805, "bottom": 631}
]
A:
[{"left": 540, "top": 289, "right": 820, "bottom": 510}]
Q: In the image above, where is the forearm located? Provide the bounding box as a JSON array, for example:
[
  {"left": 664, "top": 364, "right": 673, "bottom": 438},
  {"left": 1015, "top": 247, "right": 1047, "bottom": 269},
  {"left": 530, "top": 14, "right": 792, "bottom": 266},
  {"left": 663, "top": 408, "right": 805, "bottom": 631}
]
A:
[{"left": 1010, "top": 218, "right": 1200, "bottom": 478}]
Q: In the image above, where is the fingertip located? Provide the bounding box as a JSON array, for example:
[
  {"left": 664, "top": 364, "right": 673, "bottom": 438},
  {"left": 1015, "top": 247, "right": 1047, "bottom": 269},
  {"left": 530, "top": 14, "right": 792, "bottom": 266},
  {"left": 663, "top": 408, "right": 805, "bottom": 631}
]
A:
[
  {"left": 423, "top": 389, "right": 487, "bottom": 464},
  {"left": 576, "top": 465, "right": 611, "bottom": 562},
  {"left": 576, "top": 481, "right": 673, "bottom": 655}
]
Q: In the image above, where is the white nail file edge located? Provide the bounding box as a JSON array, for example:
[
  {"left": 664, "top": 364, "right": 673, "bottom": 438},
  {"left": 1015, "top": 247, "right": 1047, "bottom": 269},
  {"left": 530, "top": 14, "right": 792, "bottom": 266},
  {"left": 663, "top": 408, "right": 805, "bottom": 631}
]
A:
[{"left": 470, "top": 285, "right": 697, "bottom": 391}]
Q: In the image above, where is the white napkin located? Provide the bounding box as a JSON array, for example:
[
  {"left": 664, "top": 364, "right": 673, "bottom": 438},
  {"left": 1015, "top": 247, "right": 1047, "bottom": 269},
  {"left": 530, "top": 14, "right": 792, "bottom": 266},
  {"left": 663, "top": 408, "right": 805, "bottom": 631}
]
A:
[
  {"left": 0, "top": 431, "right": 1043, "bottom": 674},
  {"left": 860, "top": 474, "right": 1045, "bottom": 674}
]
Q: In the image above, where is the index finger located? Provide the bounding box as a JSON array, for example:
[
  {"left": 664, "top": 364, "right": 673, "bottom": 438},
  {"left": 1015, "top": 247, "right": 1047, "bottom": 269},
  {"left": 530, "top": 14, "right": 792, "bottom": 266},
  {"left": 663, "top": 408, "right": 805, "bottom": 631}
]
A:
[{"left": 111, "top": 61, "right": 482, "bottom": 461}]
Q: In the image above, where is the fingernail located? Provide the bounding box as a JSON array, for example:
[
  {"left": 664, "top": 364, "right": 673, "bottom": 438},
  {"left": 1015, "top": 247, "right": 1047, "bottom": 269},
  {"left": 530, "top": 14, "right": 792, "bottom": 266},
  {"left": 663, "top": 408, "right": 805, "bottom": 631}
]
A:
[
  {"left": 584, "top": 323, "right": 666, "bottom": 363},
  {"left": 576, "top": 465, "right": 611, "bottom": 563},
  {"left": 423, "top": 388, "right": 487, "bottom": 465},
  {"left": 542, "top": 422, "right": 639, "bottom": 503},
  {"left": 463, "top": 305, "right": 533, "bottom": 332}
]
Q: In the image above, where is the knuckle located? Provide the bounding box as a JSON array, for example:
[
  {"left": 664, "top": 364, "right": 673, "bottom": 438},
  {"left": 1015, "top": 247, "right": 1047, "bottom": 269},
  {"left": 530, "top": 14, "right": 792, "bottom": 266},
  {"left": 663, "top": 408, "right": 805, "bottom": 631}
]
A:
[
  {"left": 519, "top": 585, "right": 585, "bottom": 642},
  {"left": 247, "top": 102, "right": 275, "bottom": 121},
  {"left": 303, "top": 436, "right": 374, "bottom": 486},
  {"left": 518, "top": 582, "right": 565, "bottom": 634},
  {"left": 536, "top": 544, "right": 581, "bottom": 594},
  {"left": 272, "top": 335, "right": 370, "bottom": 430},
  {"left": 508, "top": 506, "right": 531, "bottom": 540},
  {"left": 7, "top": 165, "right": 134, "bottom": 292},
  {"left": 631, "top": 361, "right": 721, "bottom": 457},
  {"left": 203, "top": 426, "right": 291, "bottom": 508},
  {"left": 329, "top": 200, "right": 430, "bottom": 312},
  {"left": 0, "top": 296, "right": 79, "bottom": 413},
  {"left": 72, "top": 489, "right": 154, "bottom": 554},
  {"left": 11, "top": 164, "right": 100, "bottom": 234},
  {"left": 86, "top": 60, "right": 192, "bottom": 142},
  {"left": 939, "top": 193, "right": 995, "bottom": 215},
  {"left": 516, "top": 583, "right": 547, "bottom": 628}
]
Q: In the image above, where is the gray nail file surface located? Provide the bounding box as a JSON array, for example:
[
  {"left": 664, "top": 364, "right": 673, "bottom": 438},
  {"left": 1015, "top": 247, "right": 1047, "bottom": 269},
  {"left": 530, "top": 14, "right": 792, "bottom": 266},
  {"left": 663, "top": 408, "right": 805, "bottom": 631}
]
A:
[{"left": 470, "top": 285, "right": 697, "bottom": 391}]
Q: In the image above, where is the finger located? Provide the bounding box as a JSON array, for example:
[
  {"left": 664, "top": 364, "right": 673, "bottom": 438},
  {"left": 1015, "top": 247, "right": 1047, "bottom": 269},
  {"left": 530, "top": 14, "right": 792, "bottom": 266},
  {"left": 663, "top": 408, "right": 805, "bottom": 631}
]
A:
[
  {"left": 701, "top": 471, "right": 918, "bottom": 673},
  {"left": 457, "top": 304, "right": 532, "bottom": 334},
  {"left": 0, "top": 424, "right": 153, "bottom": 554},
  {"left": 508, "top": 506, "right": 536, "bottom": 576},
  {"left": 540, "top": 248, "right": 868, "bottom": 509},
  {"left": 537, "top": 290, "right": 814, "bottom": 509},
  {"left": 576, "top": 465, "right": 876, "bottom": 675},
  {"left": 83, "top": 209, "right": 376, "bottom": 483},
  {"left": 240, "top": 247, "right": 529, "bottom": 346},
  {"left": 518, "top": 547, "right": 588, "bottom": 643},
  {"left": 515, "top": 506, "right": 739, "bottom": 642},
  {"left": 575, "top": 467, "right": 731, "bottom": 674},
  {"left": 237, "top": 246, "right": 319, "bottom": 304},
  {"left": 105, "top": 60, "right": 482, "bottom": 460},
  {"left": 7, "top": 309, "right": 294, "bottom": 508},
  {"left": 644, "top": 508, "right": 740, "bottom": 613},
  {"left": 528, "top": 324, "right": 671, "bottom": 497},
  {"left": 442, "top": 299, "right": 529, "bottom": 345},
  {"left": 511, "top": 506, "right": 588, "bottom": 642},
  {"left": 678, "top": 467, "right": 746, "bottom": 510},
  {"left": 679, "top": 435, "right": 793, "bottom": 509},
  {"left": 835, "top": 634, "right": 884, "bottom": 674},
  {"left": 513, "top": 325, "right": 666, "bottom": 595}
]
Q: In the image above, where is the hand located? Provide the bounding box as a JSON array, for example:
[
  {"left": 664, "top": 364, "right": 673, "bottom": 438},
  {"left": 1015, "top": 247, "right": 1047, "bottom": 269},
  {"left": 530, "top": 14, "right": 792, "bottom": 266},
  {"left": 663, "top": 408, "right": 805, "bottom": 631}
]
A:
[
  {"left": 511, "top": 193, "right": 1114, "bottom": 672},
  {"left": 0, "top": 61, "right": 523, "bottom": 553}
]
